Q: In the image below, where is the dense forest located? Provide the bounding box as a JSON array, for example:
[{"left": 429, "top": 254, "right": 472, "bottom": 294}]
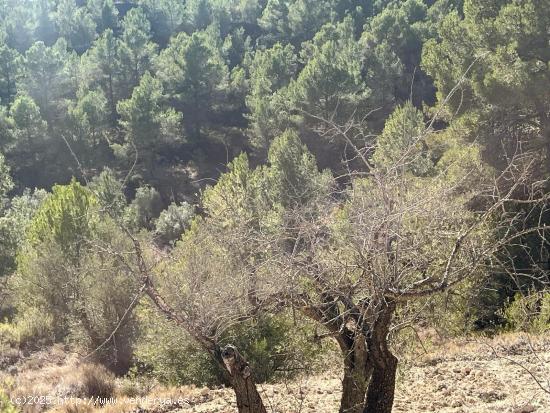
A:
[{"left": 0, "top": 1, "right": 549, "bottom": 413}]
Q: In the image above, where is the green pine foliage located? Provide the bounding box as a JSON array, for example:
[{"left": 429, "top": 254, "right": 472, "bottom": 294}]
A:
[{"left": 0, "top": 0, "right": 548, "bottom": 392}]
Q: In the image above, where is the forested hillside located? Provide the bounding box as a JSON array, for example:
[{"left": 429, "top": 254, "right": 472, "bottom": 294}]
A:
[
  {"left": 0, "top": 1, "right": 549, "bottom": 413},
  {"left": 0, "top": 0, "right": 459, "bottom": 192}
]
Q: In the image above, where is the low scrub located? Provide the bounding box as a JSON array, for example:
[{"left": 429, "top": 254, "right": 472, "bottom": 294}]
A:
[
  {"left": 80, "top": 364, "right": 116, "bottom": 400},
  {"left": 502, "top": 290, "right": 550, "bottom": 334},
  {"left": 135, "top": 305, "right": 324, "bottom": 386},
  {"left": 0, "top": 308, "right": 54, "bottom": 351}
]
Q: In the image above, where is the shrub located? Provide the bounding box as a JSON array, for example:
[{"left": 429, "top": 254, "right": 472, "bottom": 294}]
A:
[
  {"left": 124, "top": 186, "right": 163, "bottom": 230},
  {"left": 88, "top": 169, "right": 127, "bottom": 217},
  {"left": 224, "top": 314, "right": 322, "bottom": 383},
  {"left": 0, "top": 308, "right": 55, "bottom": 351},
  {"left": 398, "top": 276, "right": 488, "bottom": 340},
  {"left": 26, "top": 180, "right": 97, "bottom": 257},
  {"left": 532, "top": 293, "right": 550, "bottom": 333},
  {"left": 80, "top": 364, "right": 116, "bottom": 400},
  {"left": 11, "top": 181, "right": 139, "bottom": 371},
  {"left": 503, "top": 290, "right": 550, "bottom": 334},
  {"left": 0, "top": 389, "right": 17, "bottom": 413},
  {"left": 0, "top": 188, "right": 48, "bottom": 279},
  {"left": 0, "top": 322, "right": 19, "bottom": 349},
  {"left": 63, "top": 221, "right": 140, "bottom": 373},
  {"left": 117, "top": 373, "right": 155, "bottom": 398},
  {"left": 14, "top": 308, "right": 55, "bottom": 349},
  {"left": 135, "top": 304, "right": 323, "bottom": 386},
  {"left": 134, "top": 304, "right": 219, "bottom": 386},
  {"left": 154, "top": 202, "right": 194, "bottom": 245}
]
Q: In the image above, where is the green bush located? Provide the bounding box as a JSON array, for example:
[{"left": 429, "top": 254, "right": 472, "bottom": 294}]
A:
[
  {"left": 11, "top": 181, "right": 139, "bottom": 371},
  {"left": 135, "top": 304, "right": 323, "bottom": 386},
  {"left": 533, "top": 293, "right": 550, "bottom": 333},
  {"left": 134, "top": 304, "right": 220, "bottom": 386},
  {"left": 503, "top": 290, "right": 550, "bottom": 334},
  {"left": 0, "top": 308, "right": 55, "bottom": 350},
  {"left": 124, "top": 186, "right": 163, "bottom": 230},
  {"left": 117, "top": 373, "right": 155, "bottom": 398},
  {"left": 410, "top": 271, "right": 526, "bottom": 337},
  {"left": 26, "top": 180, "right": 97, "bottom": 257},
  {"left": 154, "top": 202, "right": 194, "bottom": 245},
  {"left": 14, "top": 307, "right": 55, "bottom": 349},
  {"left": 399, "top": 277, "right": 487, "bottom": 339},
  {"left": 0, "top": 322, "right": 19, "bottom": 349},
  {"left": 223, "top": 314, "right": 322, "bottom": 383},
  {"left": 0, "top": 389, "right": 17, "bottom": 413},
  {"left": 88, "top": 169, "right": 127, "bottom": 217},
  {"left": 0, "top": 188, "right": 48, "bottom": 279}
]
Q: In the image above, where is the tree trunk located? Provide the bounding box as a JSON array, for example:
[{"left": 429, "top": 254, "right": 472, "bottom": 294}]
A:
[
  {"left": 301, "top": 299, "right": 372, "bottom": 413},
  {"left": 363, "top": 301, "right": 398, "bottom": 413},
  {"left": 364, "top": 353, "right": 397, "bottom": 413},
  {"left": 340, "top": 334, "right": 371, "bottom": 413},
  {"left": 220, "top": 345, "right": 267, "bottom": 413}
]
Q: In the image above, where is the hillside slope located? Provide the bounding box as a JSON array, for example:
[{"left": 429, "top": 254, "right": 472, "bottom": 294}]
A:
[{"left": 2, "top": 334, "right": 549, "bottom": 413}]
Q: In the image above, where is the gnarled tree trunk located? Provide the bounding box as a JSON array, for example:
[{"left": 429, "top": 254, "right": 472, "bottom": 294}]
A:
[
  {"left": 219, "top": 345, "right": 267, "bottom": 413},
  {"left": 302, "top": 297, "right": 373, "bottom": 413},
  {"left": 364, "top": 301, "right": 397, "bottom": 413},
  {"left": 339, "top": 333, "right": 372, "bottom": 413},
  {"left": 364, "top": 353, "right": 397, "bottom": 413}
]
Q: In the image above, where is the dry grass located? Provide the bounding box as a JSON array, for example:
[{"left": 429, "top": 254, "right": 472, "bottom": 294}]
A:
[
  {"left": 80, "top": 364, "right": 115, "bottom": 400},
  {"left": 1, "top": 345, "right": 117, "bottom": 413}
]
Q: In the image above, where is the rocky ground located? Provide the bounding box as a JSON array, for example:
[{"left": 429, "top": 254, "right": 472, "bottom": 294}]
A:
[{"left": 1, "top": 333, "right": 549, "bottom": 413}]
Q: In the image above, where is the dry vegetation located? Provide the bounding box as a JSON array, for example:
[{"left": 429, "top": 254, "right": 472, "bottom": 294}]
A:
[{"left": 2, "top": 333, "right": 549, "bottom": 413}]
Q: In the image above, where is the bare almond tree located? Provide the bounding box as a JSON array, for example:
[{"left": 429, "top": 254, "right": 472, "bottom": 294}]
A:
[
  {"left": 64, "top": 142, "right": 274, "bottom": 413},
  {"left": 74, "top": 102, "right": 548, "bottom": 413},
  {"left": 252, "top": 109, "right": 550, "bottom": 413},
  {"left": 102, "top": 221, "right": 273, "bottom": 413}
]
